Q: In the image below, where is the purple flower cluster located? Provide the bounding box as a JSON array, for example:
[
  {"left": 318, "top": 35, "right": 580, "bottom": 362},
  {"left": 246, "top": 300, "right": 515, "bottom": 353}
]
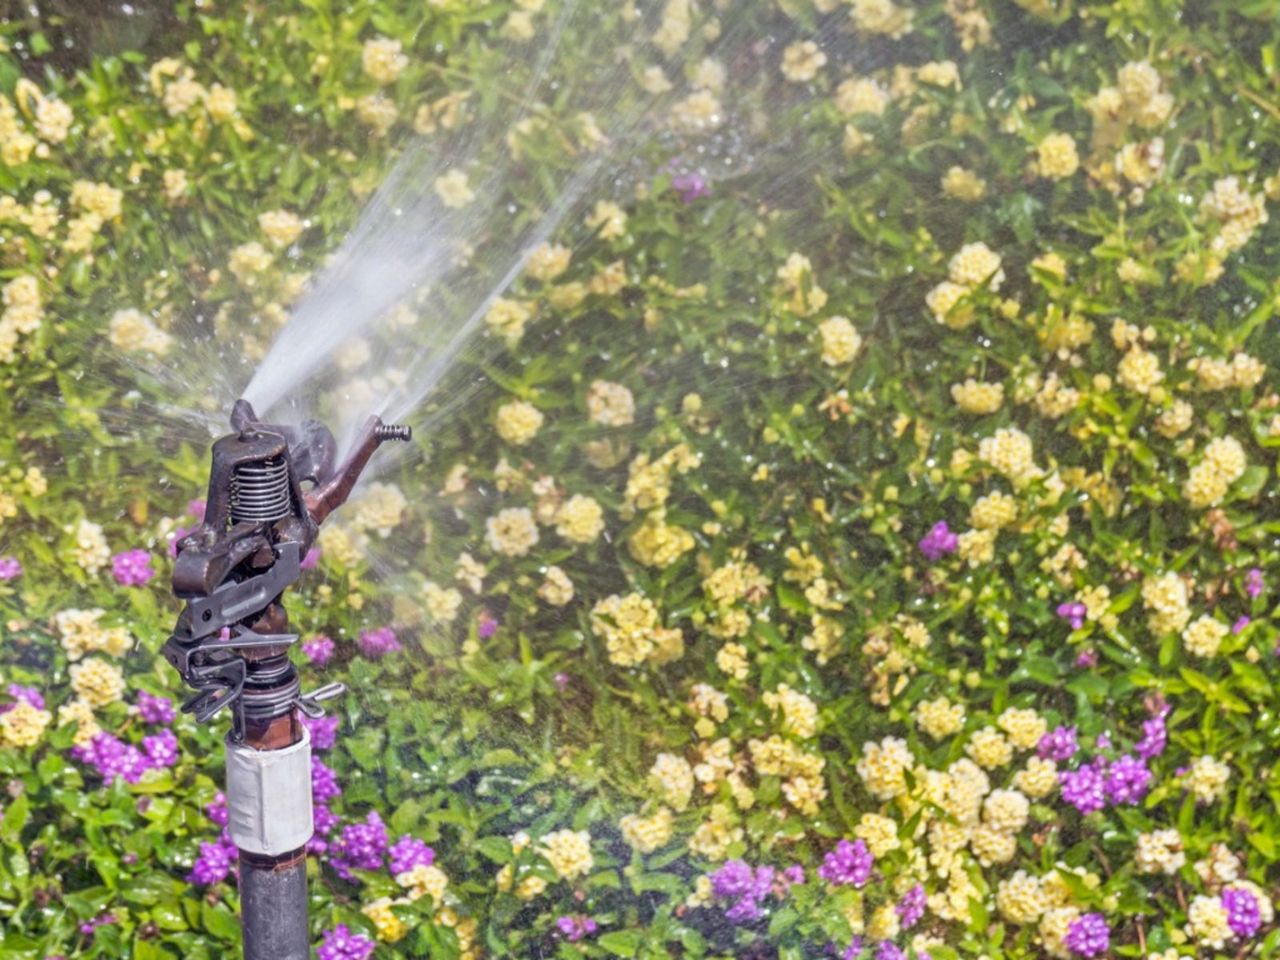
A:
[
  {"left": 1059, "top": 760, "right": 1107, "bottom": 814},
  {"left": 556, "top": 915, "right": 600, "bottom": 941},
  {"left": 1062, "top": 753, "right": 1153, "bottom": 814},
  {"left": 1038, "top": 725, "right": 1079, "bottom": 762},
  {"left": 2, "top": 683, "right": 44, "bottom": 712},
  {"left": 72, "top": 730, "right": 177, "bottom": 784},
  {"left": 309, "top": 757, "right": 341, "bottom": 855},
  {"left": 189, "top": 838, "right": 238, "bottom": 885},
  {"left": 136, "top": 690, "right": 175, "bottom": 725},
  {"left": 1056, "top": 601, "right": 1087, "bottom": 630},
  {"left": 300, "top": 712, "right": 339, "bottom": 751},
  {"left": 317, "top": 924, "right": 375, "bottom": 960},
  {"left": 1134, "top": 713, "right": 1167, "bottom": 760},
  {"left": 331, "top": 811, "right": 388, "bottom": 881},
  {"left": 875, "top": 942, "right": 905, "bottom": 960},
  {"left": 671, "top": 171, "right": 711, "bottom": 203},
  {"left": 303, "top": 634, "right": 335, "bottom": 667},
  {"left": 818, "top": 839, "right": 874, "bottom": 888},
  {"left": 918, "top": 521, "right": 958, "bottom": 561},
  {"left": 1223, "top": 886, "right": 1261, "bottom": 938},
  {"left": 1246, "top": 567, "right": 1265, "bottom": 599},
  {"left": 1233, "top": 615, "right": 1251, "bottom": 634},
  {"left": 79, "top": 912, "right": 117, "bottom": 939},
  {"left": 357, "top": 626, "right": 400, "bottom": 659},
  {"left": 1103, "top": 754, "right": 1152, "bottom": 805},
  {"left": 896, "top": 883, "right": 926, "bottom": 929},
  {"left": 1063, "top": 912, "right": 1110, "bottom": 958},
  {"left": 388, "top": 834, "right": 435, "bottom": 875},
  {"left": 477, "top": 610, "right": 499, "bottom": 639},
  {"left": 710, "top": 859, "right": 775, "bottom": 922},
  {"left": 111, "top": 548, "right": 155, "bottom": 587},
  {"left": 0, "top": 555, "right": 20, "bottom": 580}
]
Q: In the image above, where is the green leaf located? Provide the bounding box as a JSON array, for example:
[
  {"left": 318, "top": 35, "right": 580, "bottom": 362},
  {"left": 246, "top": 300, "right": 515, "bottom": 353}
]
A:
[{"left": 599, "top": 930, "right": 643, "bottom": 957}]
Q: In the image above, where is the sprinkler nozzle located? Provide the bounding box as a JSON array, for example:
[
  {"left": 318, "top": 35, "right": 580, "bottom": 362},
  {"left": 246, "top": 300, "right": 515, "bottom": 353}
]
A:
[{"left": 375, "top": 423, "right": 412, "bottom": 442}]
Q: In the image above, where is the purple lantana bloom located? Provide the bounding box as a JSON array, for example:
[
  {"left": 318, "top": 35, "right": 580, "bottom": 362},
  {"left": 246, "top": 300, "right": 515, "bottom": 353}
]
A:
[
  {"left": 0, "top": 555, "right": 20, "bottom": 580},
  {"left": 556, "top": 915, "right": 599, "bottom": 941},
  {"left": 1038, "top": 725, "right": 1079, "bottom": 762},
  {"left": 331, "top": 811, "right": 389, "bottom": 881},
  {"left": 1246, "top": 567, "right": 1265, "bottom": 599},
  {"left": 317, "top": 924, "right": 375, "bottom": 960},
  {"left": 136, "top": 690, "right": 175, "bottom": 725},
  {"left": 112, "top": 548, "right": 155, "bottom": 587},
  {"left": 918, "top": 521, "right": 958, "bottom": 561},
  {"left": 818, "top": 839, "right": 874, "bottom": 887},
  {"left": 1060, "top": 760, "right": 1107, "bottom": 814},
  {"left": 1103, "top": 754, "right": 1151, "bottom": 805},
  {"left": 1223, "top": 886, "right": 1261, "bottom": 938},
  {"left": 303, "top": 635, "right": 335, "bottom": 667},
  {"left": 1056, "top": 601, "right": 1086, "bottom": 630},
  {"left": 358, "top": 626, "right": 401, "bottom": 659},
  {"left": 388, "top": 835, "right": 435, "bottom": 875},
  {"left": 897, "top": 883, "right": 927, "bottom": 928},
  {"left": 1063, "top": 912, "right": 1110, "bottom": 958}
]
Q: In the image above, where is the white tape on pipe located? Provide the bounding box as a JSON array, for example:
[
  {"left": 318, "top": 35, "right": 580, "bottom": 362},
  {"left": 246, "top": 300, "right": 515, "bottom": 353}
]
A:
[{"left": 225, "top": 728, "right": 313, "bottom": 856}]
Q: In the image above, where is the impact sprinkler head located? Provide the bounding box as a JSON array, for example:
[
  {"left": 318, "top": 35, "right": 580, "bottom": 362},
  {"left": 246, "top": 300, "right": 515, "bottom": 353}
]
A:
[{"left": 163, "top": 398, "right": 412, "bottom": 740}]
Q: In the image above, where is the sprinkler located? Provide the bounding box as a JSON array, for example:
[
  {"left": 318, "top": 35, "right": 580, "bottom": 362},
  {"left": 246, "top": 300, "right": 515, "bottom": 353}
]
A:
[{"left": 163, "top": 398, "right": 411, "bottom": 960}]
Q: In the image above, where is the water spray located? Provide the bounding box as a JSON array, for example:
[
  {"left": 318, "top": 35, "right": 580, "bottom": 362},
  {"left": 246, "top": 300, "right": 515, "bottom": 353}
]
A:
[{"left": 163, "top": 399, "right": 410, "bottom": 960}]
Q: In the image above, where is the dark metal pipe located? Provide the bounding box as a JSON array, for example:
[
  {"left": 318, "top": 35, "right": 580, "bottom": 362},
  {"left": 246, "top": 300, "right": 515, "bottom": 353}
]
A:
[{"left": 241, "top": 850, "right": 309, "bottom": 960}]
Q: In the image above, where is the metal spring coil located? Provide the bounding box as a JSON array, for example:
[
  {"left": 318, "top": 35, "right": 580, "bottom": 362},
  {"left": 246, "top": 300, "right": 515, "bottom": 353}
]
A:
[{"left": 230, "top": 456, "right": 292, "bottom": 523}]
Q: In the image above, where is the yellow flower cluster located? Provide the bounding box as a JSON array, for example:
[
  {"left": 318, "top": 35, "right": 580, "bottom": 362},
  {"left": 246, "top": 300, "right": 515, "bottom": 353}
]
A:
[
  {"left": 780, "top": 41, "right": 826, "bottom": 83},
  {"left": 850, "top": 0, "right": 914, "bottom": 38},
  {"left": 590, "top": 592, "right": 683, "bottom": 667},
  {"left": 1199, "top": 176, "right": 1267, "bottom": 254},
  {"left": 351, "top": 482, "right": 407, "bottom": 537},
  {"left": 485, "top": 506, "right": 539, "bottom": 558},
  {"left": 628, "top": 510, "right": 694, "bottom": 568},
  {"left": 978, "top": 426, "right": 1039, "bottom": 485},
  {"left": 0, "top": 700, "right": 52, "bottom": 748},
  {"left": 926, "top": 242, "right": 1003, "bottom": 329},
  {"left": 69, "top": 518, "right": 110, "bottom": 575},
  {"left": 484, "top": 297, "right": 532, "bottom": 345},
  {"left": 69, "top": 657, "right": 126, "bottom": 708},
  {"left": 1185, "top": 755, "right": 1230, "bottom": 803},
  {"left": 818, "top": 316, "right": 862, "bottom": 367},
  {"left": 1036, "top": 132, "right": 1079, "bottom": 180},
  {"left": 1142, "top": 571, "right": 1191, "bottom": 635},
  {"left": 555, "top": 494, "right": 604, "bottom": 544},
  {"left": 495, "top": 400, "right": 544, "bottom": 446},
  {"left": 54, "top": 608, "right": 133, "bottom": 660},
  {"left": 623, "top": 444, "right": 700, "bottom": 514},
  {"left": 586, "top": 379, "right": 635, "bottom": 426},
  {"left": 748, "top": 734, "right": 827, "bottom": 814},
  {"left": 423, "top": 582, "right": 463, "bottom": 623},
  {"left": 1182, "top": 615, "right": 1227, "bottom": 658},
  {"left": 1183, "top": 436, "right": 1246, "bottom": 508},
  {"left": 537, "top": 565, "right": 574, "bottom": 606},
  {"left": 540, "top": 829, "right": 593, "bottom": 881},
  {"left": 942, "top": 165, "right": 987, "bottom": 201},
  {"left": 109, "top": 308, "right": 173, "bottom": 356},
  {"left": 620, "top": 807, "right": 674, "bottom": 853},
  {"left": 0, "top": 274, "right": 43, "bottom": 364},
  {"left": 951, "top": 378, "right": 1003, "bottom": 414},
  {"left": 775, "top": 252, "right": 828, "bottom": 317},
  {"left": 763, "top": 684, "right": 818, "bottom": 739},
  {"left": 835, "top": 78, "right": 889, "bottom": 118},
  {"left": 362, "top": 36, "right": 408, "bottom": 86}
]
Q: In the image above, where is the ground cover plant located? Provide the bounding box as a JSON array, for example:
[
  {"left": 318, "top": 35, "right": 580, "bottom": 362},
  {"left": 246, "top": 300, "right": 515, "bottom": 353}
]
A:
[{"left": 2, "top": 0, "right": 1280, "bottom": 958}]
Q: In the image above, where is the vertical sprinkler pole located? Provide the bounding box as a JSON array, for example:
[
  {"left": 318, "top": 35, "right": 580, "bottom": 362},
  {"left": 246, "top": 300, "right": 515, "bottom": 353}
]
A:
[{"left": 163, "top": 401, "right": 410, "bottom": 958}]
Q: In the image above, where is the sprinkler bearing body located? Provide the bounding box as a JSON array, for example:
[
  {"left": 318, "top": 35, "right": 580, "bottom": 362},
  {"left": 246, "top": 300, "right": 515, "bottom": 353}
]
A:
[{"left": 164, "top": 399, "right": 410, "bottom": 960}]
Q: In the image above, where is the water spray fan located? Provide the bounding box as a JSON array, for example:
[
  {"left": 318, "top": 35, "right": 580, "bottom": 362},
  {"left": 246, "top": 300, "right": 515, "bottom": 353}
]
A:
[{"left": 163, "top": 398, "right": 410, "bottom": 960}]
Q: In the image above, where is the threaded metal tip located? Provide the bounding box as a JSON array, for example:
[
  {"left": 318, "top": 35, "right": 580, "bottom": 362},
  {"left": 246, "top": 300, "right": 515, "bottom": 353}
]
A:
[{"left": 375, "top": 423, "right": 412, "bottom": 442}]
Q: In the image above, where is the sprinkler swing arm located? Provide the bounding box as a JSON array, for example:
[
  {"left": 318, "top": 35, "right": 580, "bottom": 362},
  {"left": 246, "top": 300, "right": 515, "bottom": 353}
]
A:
[{"left": 163, "top": 398, "right": 410, "bottom": 960}]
